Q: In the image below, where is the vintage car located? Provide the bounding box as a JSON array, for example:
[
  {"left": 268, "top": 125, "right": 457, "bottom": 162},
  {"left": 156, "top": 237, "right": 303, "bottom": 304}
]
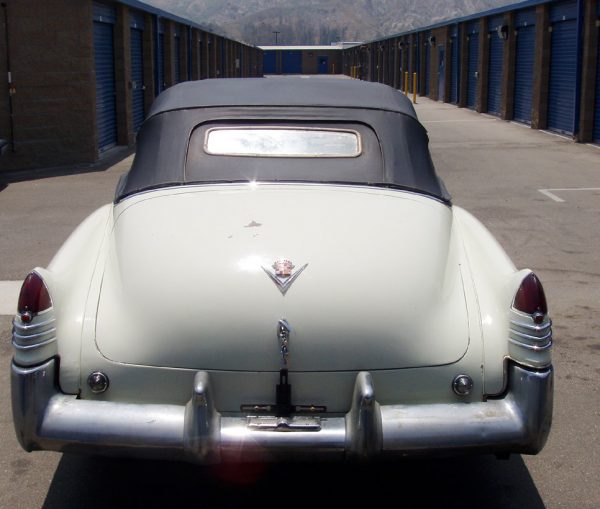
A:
[{"left": 11, "top": 77, "right": 553, "bottom": 463}]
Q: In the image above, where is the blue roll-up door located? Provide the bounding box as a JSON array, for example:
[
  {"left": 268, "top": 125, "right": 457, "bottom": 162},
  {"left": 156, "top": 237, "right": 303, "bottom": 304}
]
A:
[
  {"left": 174, "top": 32, "right": 181, "bottom": 83},
  {"left": 282, "top": 51, "right": 302, "bottom": 74},
  {"left": 130, "top": 28, "right": 144, "bottom": 132},
  {"left": 487, "top": 16, "right": 505, "bottom": 116},
  {"left": 450, "top": 25, "right": 459, "bottom": 104},
  {"left": 438, "top": 45, "right": 446, "bottom": 101},
  {"left": 594, "top": 32, "right": 600, "bottom": 142},
  {"left": 424, "top": 32, "right": 431, "bottom": 96},
  {"left": 467, "top": 22, "right": 480, "bottom": 109},
  {"left": 547, "top": 0, "right": 578, "bottom": 135},
  {"left": 93, "top": 4, "right": 117, "bottom": 153},
  {"left": 263, "top": 50, "right": 276, "bottom": 74},
  {"left": 513, "top": 9, "right": 536, "bottom": 124},
  {"left": 156, "top": 19, "right": 165, "bottom": 94}
]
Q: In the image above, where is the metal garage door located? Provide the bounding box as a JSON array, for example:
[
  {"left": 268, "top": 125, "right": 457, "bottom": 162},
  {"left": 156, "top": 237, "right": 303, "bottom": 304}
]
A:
[
  {"left": 467, "top": 22, "right": 480, "bottom": 109},
  {"left": 174, "top": 29, "right": 181, "bottom": 83},
  {"left": 450, "top": 25, "right": 459, "bottom": 104},
  {"left": 282, "top": 51, "right": 302, "bottom": 74},
  {"left": 513, "top": 9, "right": 536, "bottom": 124},
  {"left": 93, "top": 3, "right": 117, "bottom": 153},
  {"left": 548, "top": 0, "right": 578, "bottom": 135},
  {"left": 263, "top": 51, "right": 276, "bottom": 74},
  {"left": 130, "top": 11, "right": 145, "bottom": 133},
  {"left": 424, "top": 31, "right": 431, "bottom": 96},
  {"left": 487, "top": 15, "right": 505, "bottom": 116},
  {"left": 156, "top": 18, "right": 165, "bottom": 94},
  {"left": 594, "top": 2, "right": 600, "bottom": 142}
]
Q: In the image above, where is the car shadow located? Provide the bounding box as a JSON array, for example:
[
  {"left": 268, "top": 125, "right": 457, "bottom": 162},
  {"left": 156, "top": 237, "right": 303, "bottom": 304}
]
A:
[
  {"left": 41, "top": 454, "right": 545, "bottom": 508},
  {"left": 0, "top": 146, "right": 134, "bottom": 191}
]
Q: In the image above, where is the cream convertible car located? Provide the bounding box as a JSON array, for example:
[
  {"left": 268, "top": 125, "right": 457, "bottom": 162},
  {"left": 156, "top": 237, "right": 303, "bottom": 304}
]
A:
[{"left": 12, "top": 78, "right": 553, "bottom": 463}]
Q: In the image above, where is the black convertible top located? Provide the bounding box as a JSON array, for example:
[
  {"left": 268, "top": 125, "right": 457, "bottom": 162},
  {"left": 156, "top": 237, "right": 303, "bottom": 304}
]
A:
[
  {"left": 117, "top": 77, "right": 450, "bottom": 203},
  {"left": 148, "top": 77, "right": 419, "bottom": 119}
]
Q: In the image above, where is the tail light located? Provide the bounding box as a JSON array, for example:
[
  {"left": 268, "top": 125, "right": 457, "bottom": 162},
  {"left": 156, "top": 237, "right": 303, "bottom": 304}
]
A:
[
  {"left": 513, "top": 272, "right": 547, "bottom": 323},
  {"left": 17, "top": 272, "right": 52, "bottom": 323}
]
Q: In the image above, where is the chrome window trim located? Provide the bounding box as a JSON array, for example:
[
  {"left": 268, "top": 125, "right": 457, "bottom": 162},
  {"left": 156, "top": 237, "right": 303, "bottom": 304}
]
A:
[{"left": 203, "top": 126, "right": 363, "bottom": 158}]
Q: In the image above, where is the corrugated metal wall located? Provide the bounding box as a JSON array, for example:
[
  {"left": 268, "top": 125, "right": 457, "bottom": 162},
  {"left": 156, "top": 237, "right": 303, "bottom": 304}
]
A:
[
  {"left": 467, "top": 21, "right": 480, "bottom": 109},
  {"left": 156, "top": 18, "right": 165, "bottom": 94},
  {"left": 547, "top": 0, "right": 578, "bottom": 135},
  {"left": 487, "top": 15, "right": 505, "bottom": 116},
  {"left": 130, "top": 10, "right": 145, "bottom": 132},
  {"left": 513, "top": 9, "right": 536, "bottom": 124},
  {"left": 594, "top": 1, "right": 600, "bottom": 142},
  {"left": 438, "top": 44, "right": 446, "bottom": 100},
  {"left": 450, "top": 25, "right": 460, "bottom": 104},
  {"left": 93, "top": 2, "right": 117, "bottom": 153},
  {"left": 263, "top": 50, "right": 276, "bottom": 74},
  {"left": 424, "top": 31, "right": 431, "bottom": 95},
  {"left": 174, "top": 27, "right": 181, "bottom": 83},
  {"left": 282, "top": 51, "right": 302, "bottom": 74}
]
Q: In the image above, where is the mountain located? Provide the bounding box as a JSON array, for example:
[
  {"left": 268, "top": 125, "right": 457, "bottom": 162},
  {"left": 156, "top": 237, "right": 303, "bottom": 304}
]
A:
[{"left": 142, "top": 0, "right": 516, "bottom": 45}]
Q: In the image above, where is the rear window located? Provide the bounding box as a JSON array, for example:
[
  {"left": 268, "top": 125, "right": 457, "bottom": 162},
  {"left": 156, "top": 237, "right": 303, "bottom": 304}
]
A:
[
  {"left": 185, "top": 120, "right": 383, "bottom": 184},
  {"left": 204, "top": 127, "right": 361, "bottom": 158}
]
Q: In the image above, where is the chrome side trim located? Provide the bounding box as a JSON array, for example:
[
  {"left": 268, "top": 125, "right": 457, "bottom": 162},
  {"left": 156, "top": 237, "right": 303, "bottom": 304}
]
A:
[
  {"left": 13, "top": 328, "right": 57, "bottom": 342},
  {"left": 11, "top": 360, "right": 553, "bottom": 462},
  {"left": 508, "top": 337, "right": 553, "bottom": 351},
  {"left": 510, "top": 318, "right": 552, "bottom": 334},
  {"left": 509, "top": 328, "right": 552, "bottom": 343},
  {"left": 13, "top": 316, "right": 56, "bottom": 333},
  {"left": 12, "top": 337, "right": 57, "bottom": 351}
]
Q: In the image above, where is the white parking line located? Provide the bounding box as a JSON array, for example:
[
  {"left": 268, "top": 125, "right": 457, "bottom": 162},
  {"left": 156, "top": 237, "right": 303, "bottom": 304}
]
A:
[
  {"left": 538, "top": 188, "right": 600, "bottom": 203},
  {"left": 0, "top": 281, "right": 21, "bottom": 316}
]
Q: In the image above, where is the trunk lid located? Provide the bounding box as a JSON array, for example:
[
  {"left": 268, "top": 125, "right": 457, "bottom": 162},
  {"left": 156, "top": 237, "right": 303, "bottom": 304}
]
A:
[{"left": 96, "top": 184, "right": 468, "bottom": 372}]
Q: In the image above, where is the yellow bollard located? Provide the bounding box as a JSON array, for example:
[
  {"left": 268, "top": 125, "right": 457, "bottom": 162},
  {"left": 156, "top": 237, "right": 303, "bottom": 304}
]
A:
[
  {"left": 413, "top": 72, "right": 417, "bottom": 104},
  {"left": 404, "top": 71, "right": 408, "bottom": 94}
]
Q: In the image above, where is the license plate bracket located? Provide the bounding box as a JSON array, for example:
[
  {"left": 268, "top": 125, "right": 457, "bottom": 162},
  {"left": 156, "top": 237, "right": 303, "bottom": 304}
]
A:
[{"left": 247, "top": 415, "right": 321, "bottom": 432}]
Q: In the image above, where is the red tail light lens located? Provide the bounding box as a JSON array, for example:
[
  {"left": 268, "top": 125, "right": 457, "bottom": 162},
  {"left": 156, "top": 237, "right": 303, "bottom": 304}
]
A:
[
  {"left": 513, "top": 272, "right": 547, "bottom": 317},
  {"left": 18, "top": 272, "right": 52, "bottom": 320}
]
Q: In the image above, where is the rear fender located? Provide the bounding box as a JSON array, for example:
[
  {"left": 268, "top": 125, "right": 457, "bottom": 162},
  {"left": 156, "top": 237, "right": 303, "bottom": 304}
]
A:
[{"left": 45, "top": 204, "right": 113, "bottom": 394}]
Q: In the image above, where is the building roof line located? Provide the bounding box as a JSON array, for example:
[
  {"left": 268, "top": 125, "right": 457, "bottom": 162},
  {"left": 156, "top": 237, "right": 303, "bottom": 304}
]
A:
[
  {"left": 352, "top": 0, "right": 552, "bottom": 46},
  {"left": 114, "top": 0, "right": 258, "bottom": 48}
]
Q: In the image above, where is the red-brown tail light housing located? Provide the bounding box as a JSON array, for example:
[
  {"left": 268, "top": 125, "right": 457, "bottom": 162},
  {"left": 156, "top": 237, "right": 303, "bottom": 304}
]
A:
[
  {"left": 17, "top": 272, "right": 52, "bottom": 322},
  {"left": 513, "top": 272, "right": 547, "bottom": 323}
]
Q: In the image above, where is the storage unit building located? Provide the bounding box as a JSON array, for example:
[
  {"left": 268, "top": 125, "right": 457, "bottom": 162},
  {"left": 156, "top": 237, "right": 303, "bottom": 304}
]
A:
[
  {"left": 259, "top": 46, "right": 344, "bottom": 75},
  {"left": 340, "top": 0, "right": 600, "bottom": 145},
  {"left": 0, "top": 0, "right": 262, "bottom": 172}
]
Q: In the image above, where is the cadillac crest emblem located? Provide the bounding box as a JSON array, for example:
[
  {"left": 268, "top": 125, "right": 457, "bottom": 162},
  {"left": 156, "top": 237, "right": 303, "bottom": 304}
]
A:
[{"left": 263, "top": 259, "right": 308, "bottom": 295}]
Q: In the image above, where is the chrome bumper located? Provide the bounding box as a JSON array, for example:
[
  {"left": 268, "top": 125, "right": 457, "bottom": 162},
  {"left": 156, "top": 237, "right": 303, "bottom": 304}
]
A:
[{"left": 12, "top": 359, "right": 552, "bottom": 462}]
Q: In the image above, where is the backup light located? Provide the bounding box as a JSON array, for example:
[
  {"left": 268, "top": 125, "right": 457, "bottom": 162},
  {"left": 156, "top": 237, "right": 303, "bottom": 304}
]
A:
[{"left": 17, "top": 272, "right": 52, "bottom": 322}]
